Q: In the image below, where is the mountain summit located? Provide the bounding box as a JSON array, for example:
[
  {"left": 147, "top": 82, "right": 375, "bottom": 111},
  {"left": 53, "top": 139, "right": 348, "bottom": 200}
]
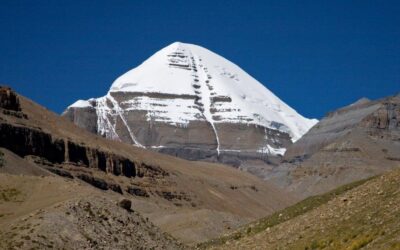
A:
[{"left": 63, "top": 42, "right": 317, "bottom": 165}]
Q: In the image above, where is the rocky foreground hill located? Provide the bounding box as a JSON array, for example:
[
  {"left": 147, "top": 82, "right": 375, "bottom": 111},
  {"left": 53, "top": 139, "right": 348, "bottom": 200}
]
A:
[
  {"left": 0, "top": 86, "right": 294, "bottom": 247},
  {"left": 0, "top": 171, "right": 184, "bottom": 250}
]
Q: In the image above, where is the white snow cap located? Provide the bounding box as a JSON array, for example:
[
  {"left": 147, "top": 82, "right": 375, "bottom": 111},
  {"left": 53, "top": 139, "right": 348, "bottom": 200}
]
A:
[
  {"left": 109, "top": 42, "right": 317, "bottom": 141},
  {"left": 69, "top": 99, "right": 92, "bottom": 108}
]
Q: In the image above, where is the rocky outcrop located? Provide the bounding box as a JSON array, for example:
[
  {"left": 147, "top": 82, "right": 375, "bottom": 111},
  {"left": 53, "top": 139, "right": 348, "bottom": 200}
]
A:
[
  {"left": 117, "top": 198, "right": 132, "bottom": 211},
  {"left": 0, "top": 86, "right": 21, "bottom": 111},
  {"left": 126, "top": 186, "right": 149, "bottom": 197},
  {"left": 155, "top": 191, "right": 191, "bottom": 202},
  {"left": 0, "top": 149, "right": 4, "bottom": 167},
  {"left": 361, "top": 97, "right": 400, "bottom": 135},
  {"left": 0, "top": 122, "right": 169, "bottom": 179},
  {"left": 45, "top": 167, "right": 74, "bottom": 179},
  {"left": 76, "top": 174, "right": 123, "bottom": 194},
  {"left": 0, "top": 123, "right": 65, "bottom": 164}
]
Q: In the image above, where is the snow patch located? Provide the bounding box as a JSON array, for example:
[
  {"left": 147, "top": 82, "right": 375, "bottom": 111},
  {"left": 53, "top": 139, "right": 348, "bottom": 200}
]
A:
[
  {"left": 257, "top": 145, "right": 287, "bottom": 156},
  {"left": 69, "top": 100, "right": 92, "bottom": 108},
  {"left": 107, "top": 94, "right": 145, "bottom": 148}
]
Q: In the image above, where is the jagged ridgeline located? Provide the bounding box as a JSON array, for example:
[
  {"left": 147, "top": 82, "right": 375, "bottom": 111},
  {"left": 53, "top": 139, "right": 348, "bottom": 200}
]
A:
[{"left": 63, "top": 42, "right": 317, "bottom": 166}]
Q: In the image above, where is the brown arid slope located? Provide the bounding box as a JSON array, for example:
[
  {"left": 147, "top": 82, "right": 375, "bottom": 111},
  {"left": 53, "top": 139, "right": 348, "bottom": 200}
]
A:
[
  {"left": 0, "top": 86, "right": 294, "bottom": 245},
  {"left": 201, "top": 169, "right": 400, "bottom": 250},
  {"left": 267, "top": 94, "right": 400, "bottom": 199},
  {"left": 0, "top": 153, "right": 184, "bottom": 249}
]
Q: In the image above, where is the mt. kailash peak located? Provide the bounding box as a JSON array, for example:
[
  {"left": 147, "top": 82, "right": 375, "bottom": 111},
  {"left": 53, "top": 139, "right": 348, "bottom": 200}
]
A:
[{"left": 63, "top": 42, "right": 317, "bottom": 165}]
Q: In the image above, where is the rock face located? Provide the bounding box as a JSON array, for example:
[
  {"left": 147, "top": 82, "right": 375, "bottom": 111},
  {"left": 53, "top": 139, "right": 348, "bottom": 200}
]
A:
[
  {"left": 0, "top": 122, "right": 167, "bottom": 179},
  {"left": 268, "top": 95, "right": 400, "bottom": 198},
  {"left": 63, "top": 42, "right": 317, "bottom": 165},
  {"left": 0, "top": 86, "right": 21, "bottom": 111},
  {"left": 0, "top": 123, "right": 65, "bottom": 164},
  {"left": 117, "top": 198, "right": 132, "bottom": 211},
  {"left": 0, "top": 87, "right": 167, "bottom": 181}
]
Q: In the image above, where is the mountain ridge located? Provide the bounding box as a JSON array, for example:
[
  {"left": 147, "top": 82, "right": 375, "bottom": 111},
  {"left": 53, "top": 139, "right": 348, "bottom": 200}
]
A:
[{"left": 265, "top": 93, "right": 400, "bottom": 199}]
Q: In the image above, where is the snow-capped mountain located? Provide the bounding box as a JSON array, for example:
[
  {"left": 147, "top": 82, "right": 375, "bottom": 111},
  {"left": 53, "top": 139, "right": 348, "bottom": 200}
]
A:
[{"left": 63, "top": 42, "right": 317, "bottom": 165}]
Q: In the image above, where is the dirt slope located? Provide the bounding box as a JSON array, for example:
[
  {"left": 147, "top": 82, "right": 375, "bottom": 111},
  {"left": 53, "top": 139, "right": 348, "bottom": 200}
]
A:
[
  {"left": 203, "top": 169, "right": 400, "bottom": 250},
  {"left": 0, "top": 172, "right": 184, "bottom": 250},
  {"left": 0, "top": 147, "right": 49, "bottom": 176}
]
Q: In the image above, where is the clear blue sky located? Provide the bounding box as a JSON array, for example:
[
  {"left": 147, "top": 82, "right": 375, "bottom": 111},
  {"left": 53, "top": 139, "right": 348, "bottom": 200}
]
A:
[{"left": 1, "top": 0, "right": 399, "bottom": 118}]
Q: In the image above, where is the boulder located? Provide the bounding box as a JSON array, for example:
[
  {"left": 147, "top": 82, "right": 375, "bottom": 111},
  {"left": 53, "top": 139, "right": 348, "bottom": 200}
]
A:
[{"left": 118, "top": 199, "right": 132, "bottom": 211}]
